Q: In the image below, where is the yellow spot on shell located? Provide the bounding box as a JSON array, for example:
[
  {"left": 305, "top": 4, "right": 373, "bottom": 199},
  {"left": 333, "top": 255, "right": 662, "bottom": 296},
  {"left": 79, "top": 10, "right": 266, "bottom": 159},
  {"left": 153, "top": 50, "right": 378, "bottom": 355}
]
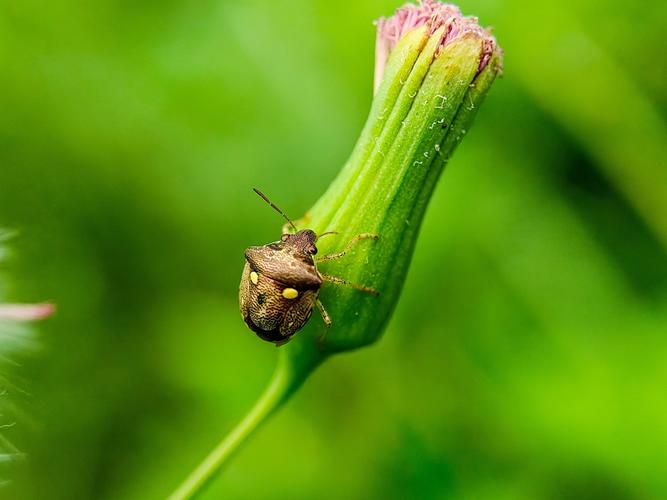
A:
[
  {"left": 250, "top": 271, "right": 259, "bottom": 285},
  {"left": 282, "top": 288, "right": 299, "bottom": 299}
]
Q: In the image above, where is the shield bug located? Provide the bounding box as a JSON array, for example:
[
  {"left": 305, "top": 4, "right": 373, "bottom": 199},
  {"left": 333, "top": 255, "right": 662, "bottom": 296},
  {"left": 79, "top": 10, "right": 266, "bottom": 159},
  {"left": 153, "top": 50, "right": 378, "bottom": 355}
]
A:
[{"left": 240, "top": 188, "right": 379, "bottom": 346}]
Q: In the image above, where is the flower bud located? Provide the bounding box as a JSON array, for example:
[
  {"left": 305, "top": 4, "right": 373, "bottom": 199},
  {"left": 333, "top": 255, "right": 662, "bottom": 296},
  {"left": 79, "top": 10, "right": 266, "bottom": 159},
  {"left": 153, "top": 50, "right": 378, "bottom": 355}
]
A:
[{"left": 282, "top": 0, "right": 502, "bottom": 381}]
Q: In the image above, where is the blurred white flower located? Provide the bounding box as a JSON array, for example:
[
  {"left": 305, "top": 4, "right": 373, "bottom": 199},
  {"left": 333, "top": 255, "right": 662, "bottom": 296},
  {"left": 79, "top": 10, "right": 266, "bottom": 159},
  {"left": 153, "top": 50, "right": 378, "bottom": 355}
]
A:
[
  {"left": 0, "top": 304, "right": 55, "bottom": 322},
  {"left": 0, "top": 236, "right": 54, "bottom": 478}
]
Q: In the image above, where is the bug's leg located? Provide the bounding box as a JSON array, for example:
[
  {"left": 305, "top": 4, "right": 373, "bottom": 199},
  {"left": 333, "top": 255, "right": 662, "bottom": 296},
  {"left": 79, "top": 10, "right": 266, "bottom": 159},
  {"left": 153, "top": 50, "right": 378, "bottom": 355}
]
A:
[
  {"left": 316, "top": 299, "right": 332, "bottom": 347},
  {"left": 320, "top": 272, "right": 379, "bottom": 296},
  {"left": 317, "top": 233, "right": 378, "bottom": 263},
  {"left": 316, "top": 299, "right": 332, "bottom": 328}
]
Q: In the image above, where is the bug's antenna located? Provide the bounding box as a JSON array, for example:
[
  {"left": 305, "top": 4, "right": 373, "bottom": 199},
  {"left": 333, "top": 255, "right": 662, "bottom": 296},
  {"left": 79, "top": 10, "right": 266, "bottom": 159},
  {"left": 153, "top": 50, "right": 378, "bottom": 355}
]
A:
[
  {"left": 316, "top": 231, "right": 338, "bottom": 241},
  {"left": 253, "top": 188, "right": 298, "bottom": 233}
]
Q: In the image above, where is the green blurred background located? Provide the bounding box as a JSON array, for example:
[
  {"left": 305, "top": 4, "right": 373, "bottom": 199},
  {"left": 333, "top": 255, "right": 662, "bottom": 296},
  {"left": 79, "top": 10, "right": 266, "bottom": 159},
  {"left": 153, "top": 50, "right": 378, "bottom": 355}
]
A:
[{"left": 1, "top": 0, "right": 666, "bottom": 498}]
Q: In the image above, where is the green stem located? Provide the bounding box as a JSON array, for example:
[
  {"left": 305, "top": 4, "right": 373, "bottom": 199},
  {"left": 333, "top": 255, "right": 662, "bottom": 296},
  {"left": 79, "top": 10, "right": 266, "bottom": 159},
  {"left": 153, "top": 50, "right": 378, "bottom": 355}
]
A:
[
  {"left": 168, "top": 356, "right": 293, "bottom": 500},
  {"left": 169, "top": 342, "right": 326, "bottom": 499}
]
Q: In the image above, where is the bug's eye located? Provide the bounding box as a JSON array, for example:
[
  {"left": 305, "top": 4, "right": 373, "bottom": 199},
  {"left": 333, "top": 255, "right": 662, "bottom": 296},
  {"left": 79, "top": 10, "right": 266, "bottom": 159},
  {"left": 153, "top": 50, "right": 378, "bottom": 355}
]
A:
[
  {"left": 309, "top": 245, "right": 318, "bottom": 255},
  {"left": 281, "top": 234, "right": 289, "bottom": 242}
]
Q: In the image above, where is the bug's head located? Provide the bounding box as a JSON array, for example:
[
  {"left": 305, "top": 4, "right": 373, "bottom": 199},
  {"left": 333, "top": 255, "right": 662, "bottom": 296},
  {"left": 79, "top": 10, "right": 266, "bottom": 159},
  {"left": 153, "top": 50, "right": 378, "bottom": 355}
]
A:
[{"left": 281, "top": 229, "right": 318, "bottom": 255}]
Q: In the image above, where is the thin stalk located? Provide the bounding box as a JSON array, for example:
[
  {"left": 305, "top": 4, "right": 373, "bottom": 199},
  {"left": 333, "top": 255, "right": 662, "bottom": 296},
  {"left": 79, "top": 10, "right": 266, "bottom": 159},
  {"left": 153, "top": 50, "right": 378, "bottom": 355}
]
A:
[{"left": 169, "top": 356, "right": 293, "bottom": 500}]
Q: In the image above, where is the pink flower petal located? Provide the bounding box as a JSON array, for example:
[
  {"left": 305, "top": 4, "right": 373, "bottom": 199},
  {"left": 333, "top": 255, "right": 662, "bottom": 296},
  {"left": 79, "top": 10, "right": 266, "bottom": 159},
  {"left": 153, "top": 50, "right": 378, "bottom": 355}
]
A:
[
  {"left": 0, "top": 303, "right": 55, "bottom": 321},
  {"left": 374, "top": 1, "right": 500, "bottom": 93}
]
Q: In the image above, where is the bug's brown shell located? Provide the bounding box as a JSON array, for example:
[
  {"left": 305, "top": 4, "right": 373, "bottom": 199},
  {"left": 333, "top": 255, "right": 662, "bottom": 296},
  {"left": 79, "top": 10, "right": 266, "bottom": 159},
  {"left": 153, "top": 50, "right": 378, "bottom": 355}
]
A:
[
  {"left": 240, "top": 235, "right": 322, "bottom": 343},
  {"left": 244, "top": 245, "right": 321, "bottom": 288}
]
